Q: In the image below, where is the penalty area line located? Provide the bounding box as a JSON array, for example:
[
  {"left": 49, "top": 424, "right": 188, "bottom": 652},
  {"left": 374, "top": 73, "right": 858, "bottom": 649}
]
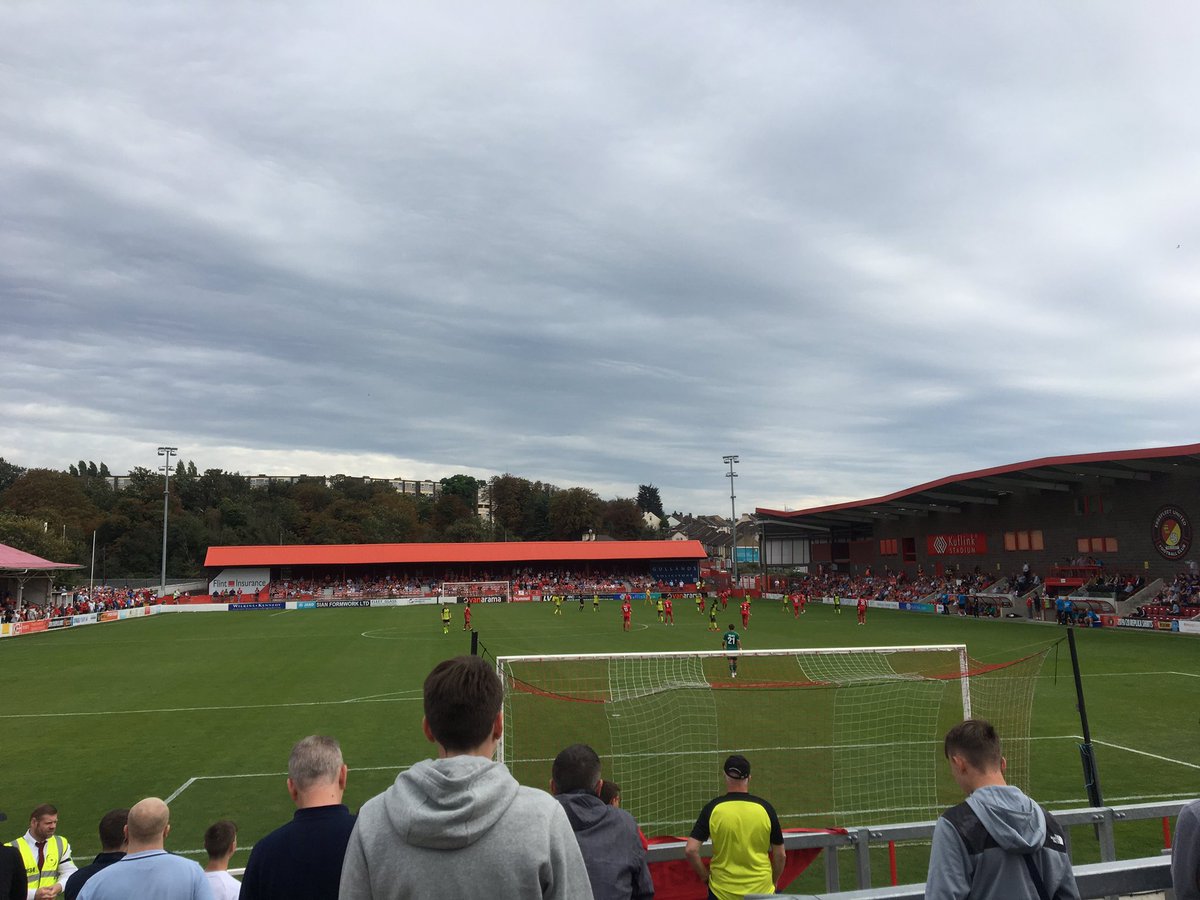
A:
[
  {"left": 164, "top": 763, "right": 416, "bottom": 803},
  {"left": 1092, "top": 739, "right": 1200, "bottom": 771}
]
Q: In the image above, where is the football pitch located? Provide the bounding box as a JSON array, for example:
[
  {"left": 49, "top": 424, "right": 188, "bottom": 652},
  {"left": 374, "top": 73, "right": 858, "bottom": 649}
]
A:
[{"left": 2, "top": 600, "right": 1196, "bottom": 890}]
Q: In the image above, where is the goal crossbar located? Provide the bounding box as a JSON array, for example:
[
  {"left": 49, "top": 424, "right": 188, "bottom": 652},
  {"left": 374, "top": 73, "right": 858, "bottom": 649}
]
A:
[{"left": 492, "top": 642, "right": 1025, "bottom": 833}]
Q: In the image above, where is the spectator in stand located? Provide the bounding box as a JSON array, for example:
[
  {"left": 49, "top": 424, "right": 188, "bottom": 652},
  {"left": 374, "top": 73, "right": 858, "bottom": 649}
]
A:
[
  {"left": 338, "top": 655, "right": 591, "bottom": 899},
  {"left": 925, "top": 720, "right": 1078, "bottom": 900},
  {"left": 1173, "top": 798, "right": 1200, "bottom": 900},
  {"left": 550, "top": 744, "right": 653, "bottom": 900},
  {"left": 63, "top": 810, "right": 127, "bottom": 900},
  {"left": 7, "top": 803, "right": 76, "bottom": 900},
  {"left": 240, "top": 736, "right": 355, "bottom": 900},
  {"left": 685, "top": 754, "right": 785, "bottom": 900},
  {"left": 77, "top": 798, "right": 209, "bottom": 900},
  {"left": 202, "top": 822, "right": 240, "bottom": 900}
]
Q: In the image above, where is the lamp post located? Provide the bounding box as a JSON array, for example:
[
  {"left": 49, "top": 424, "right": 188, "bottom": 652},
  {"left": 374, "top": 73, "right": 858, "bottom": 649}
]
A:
[
  {"left": 158, "top": 446, "right": 177, "bottom": 599},
  {"left": 723, "top": 455, "right": 739, "bottom": 587}
]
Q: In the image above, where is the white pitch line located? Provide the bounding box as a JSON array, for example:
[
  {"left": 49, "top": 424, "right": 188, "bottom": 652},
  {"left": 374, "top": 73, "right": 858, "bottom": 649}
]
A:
[
  {"left": 160, "top": 764, "right": 416, "bottom": 802},
  {"left": 508, "top": 735, "right": 1080, "bottom": 766},
  {"left": 0, "top": 696, "right": 423, "bottom": 720},
  {"left": 1092, "top": 739, "right": 1200, "bottom": 771},
  {"left": 164, "top": 777, "right": 196, "bottom": 805}
]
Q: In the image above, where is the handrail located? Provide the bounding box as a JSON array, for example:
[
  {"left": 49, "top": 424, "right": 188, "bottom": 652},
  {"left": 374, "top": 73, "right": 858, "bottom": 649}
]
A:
[
  {"left": 759, "top": 855, "right": 1173, "bottom": 899},
  {"left": 652, "top": 798, "right": 1196, "bottom": 894}
]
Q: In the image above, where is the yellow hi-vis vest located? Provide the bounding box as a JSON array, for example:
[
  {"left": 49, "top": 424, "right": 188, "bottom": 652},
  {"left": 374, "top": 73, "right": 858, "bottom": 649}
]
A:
[{"left": 8, "top": 835, "right": 67, "bottom": 892}]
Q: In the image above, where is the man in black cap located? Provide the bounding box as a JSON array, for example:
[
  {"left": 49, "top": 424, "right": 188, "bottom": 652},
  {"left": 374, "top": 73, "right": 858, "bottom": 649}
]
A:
[{"left": 684, "top": 754, "right": 784, "bottom": 900}]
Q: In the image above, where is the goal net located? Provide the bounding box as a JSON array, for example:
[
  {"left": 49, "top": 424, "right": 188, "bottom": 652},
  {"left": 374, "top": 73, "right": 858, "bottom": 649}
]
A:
[
  {"left": 496, "top": 644, "right": 1047, "bottom": 835},
  {"left": 440, "top": 580, "right": 511, "bottom": 602}
]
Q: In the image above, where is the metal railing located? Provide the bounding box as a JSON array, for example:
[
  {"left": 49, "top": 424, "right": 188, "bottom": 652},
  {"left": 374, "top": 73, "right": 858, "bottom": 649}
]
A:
[{"left": 648, "top": 798, "right": 1193, "bottom": 897}]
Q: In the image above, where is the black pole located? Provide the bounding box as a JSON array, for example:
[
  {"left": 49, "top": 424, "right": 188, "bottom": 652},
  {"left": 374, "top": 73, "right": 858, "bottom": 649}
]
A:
[
  {"left": 470, "top": 629, "right": 479, "bottom": 656},
  {"left": 1067, "top": 626, "right": 1103, "bottom": 807}
]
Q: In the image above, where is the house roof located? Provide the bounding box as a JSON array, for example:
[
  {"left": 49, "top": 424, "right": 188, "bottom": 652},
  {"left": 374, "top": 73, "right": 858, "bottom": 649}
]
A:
[
  {"left": 757, "top": 442, "right": 1200, "bottom": 534},
  {"left": 204, "top": 539, "right": 707, "bottom": 568},
  {"left": 0, "top": 542, "right": 82, "bottom": 571}
]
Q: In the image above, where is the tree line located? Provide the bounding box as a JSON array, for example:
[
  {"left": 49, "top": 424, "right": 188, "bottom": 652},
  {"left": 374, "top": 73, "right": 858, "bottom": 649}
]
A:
[{"left": 0, "top": 457, "right": 668, "bottom": 581}]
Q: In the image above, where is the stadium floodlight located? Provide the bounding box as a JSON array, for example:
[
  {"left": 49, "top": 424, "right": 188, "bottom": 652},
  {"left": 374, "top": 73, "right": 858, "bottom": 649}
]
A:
[
  {"left": 497, "top": 644, "right": 1046, "bottom": 836},
  {"left": 158, "top": 446, "right": 177, "bottom": 599},
  {"left": 723, "top": 455, "right": 739, "bottom": 586}
]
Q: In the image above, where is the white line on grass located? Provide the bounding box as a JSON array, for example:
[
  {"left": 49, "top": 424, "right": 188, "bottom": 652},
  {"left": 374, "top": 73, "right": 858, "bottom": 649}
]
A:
[
  {"left": 164, "top": 763, "right": 415, "bottom": 803},
  {"left": 0, "top": 695, "right": 423, "bottom": 720},
  {"left": 1092, "top": 739, "right": 1200, "bottom": 771},
  {"left": 508, "top": 735, "right": 1080, "bottom": 766}
]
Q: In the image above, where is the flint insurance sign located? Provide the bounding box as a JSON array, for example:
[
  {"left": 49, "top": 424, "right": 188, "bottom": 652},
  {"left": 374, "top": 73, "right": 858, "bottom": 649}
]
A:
[
  {"left": 208, "top": 567, "right": 271, "bottom": 594},
  {"left": 926, "top": 533, "right": 988, "bottom": 556}
]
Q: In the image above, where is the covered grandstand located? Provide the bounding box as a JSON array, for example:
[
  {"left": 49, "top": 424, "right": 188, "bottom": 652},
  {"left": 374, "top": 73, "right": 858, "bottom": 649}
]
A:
[
  {"left": 203, "top": 539, "right": 708, "bottom": 599},
  {"left": 756, "top": 442, "right": 1199, "bottom": 591}
]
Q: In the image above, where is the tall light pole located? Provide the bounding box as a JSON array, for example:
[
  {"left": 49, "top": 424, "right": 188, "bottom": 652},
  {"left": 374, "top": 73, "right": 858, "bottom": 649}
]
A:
[
  {"left": 158, "top": 446, "right": 177, "bottom": 599},
  {"left": 723, "top": 455, "right": 739, "bottom": 587}
]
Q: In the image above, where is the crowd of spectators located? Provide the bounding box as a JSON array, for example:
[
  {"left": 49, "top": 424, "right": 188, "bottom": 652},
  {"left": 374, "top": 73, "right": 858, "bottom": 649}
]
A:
[
  {"left": 798, "top": 568, "right": 999, "bottom": 607},
  {"left": 1, "top": 586, "right": 149, "bottom": 623},
  {"left": 267, "top": 567, "right": 697, "bottom": 601}
]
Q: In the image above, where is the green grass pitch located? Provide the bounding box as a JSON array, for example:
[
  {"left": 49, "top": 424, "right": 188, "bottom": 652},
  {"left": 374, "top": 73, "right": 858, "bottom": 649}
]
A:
[{"left": 1, "top": 600, "right": 1195, "bottom": 890}]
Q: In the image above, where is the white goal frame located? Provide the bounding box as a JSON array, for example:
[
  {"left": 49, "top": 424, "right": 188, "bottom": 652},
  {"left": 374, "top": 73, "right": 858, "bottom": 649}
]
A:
[
  {"left": 495, "top": 643, "right": 971, "bottom": 766},
  {"left": 440, "top": 580, "right": 511, "bottom": 601}
]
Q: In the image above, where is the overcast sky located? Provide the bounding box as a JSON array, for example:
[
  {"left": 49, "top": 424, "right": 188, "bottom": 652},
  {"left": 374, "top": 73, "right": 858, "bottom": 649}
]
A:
[{"left": 2, "top": 2, "right": 1198, "bottom": 516}]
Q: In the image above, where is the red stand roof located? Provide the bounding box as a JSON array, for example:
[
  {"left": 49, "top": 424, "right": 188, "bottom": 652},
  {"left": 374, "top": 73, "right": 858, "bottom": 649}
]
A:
[
  {"left": 205, "top": 540, "right": 707, "bottom": 568},
  {"left": 0, "top": 542, "right": 81, "bottom": 571}
]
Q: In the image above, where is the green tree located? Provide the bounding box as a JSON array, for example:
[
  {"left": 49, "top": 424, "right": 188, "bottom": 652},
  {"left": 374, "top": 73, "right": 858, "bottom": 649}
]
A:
[
  {"left": 442, "top": 518, "right": 493, "bottom": 543},
  {"left": 489, "top": 475, "right": 531, "bottom": 536},
  {"left": 547, "top": 488, "right": 601, "bottom": 540},
  {"left": 636, "top": 484, "right": 665, "bottom": 520},
  {"left": 440, "top": 474, "right": 481, "bottom": 506},
  {"left": 601, "top": 498, "right": 650, "bottom": 541}
]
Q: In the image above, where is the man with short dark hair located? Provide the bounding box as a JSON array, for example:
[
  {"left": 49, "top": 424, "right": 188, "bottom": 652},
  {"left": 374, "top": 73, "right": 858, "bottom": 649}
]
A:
[
  {"left": 926, "top": 719, "right": 1079, "bottom": 900},
  {"left": 550, "top": 743, "right": 653, "bottom": 900},
  {"left": 62, "top": 810, "right": 127, "bottom": 900},
  {"left": 240, "top": 735, "right": 355, "bottom": 900},
  {"left": 7, "top": 804, "right": 76, "bottom": 900},
  {"left": 339, "top": 655, "right": 592, "bottom": 899},
  {"left": 77, "top": 798, "right": 209, "bottom": 900},
  {"left": 685, "top": 755, "right": 784, "bottom": 900},
  {"left": 202, "top": 821, "right": 240, "bottom": 900}
]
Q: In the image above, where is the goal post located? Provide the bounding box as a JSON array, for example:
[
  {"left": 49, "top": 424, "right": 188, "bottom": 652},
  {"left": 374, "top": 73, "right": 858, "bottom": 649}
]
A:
[
  {"left": 440, "top": 580, "right": 511, "bottom": 602},
  {"left": 496, "top": 644, "right": 1046, "bottom": 835}
]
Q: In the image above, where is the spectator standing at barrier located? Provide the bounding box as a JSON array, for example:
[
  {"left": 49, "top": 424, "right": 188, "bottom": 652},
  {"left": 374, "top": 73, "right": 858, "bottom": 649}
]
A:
[
  {"left": 685, "top": 754, "right": 784, "bottom": 900},
  {"left": 0, "top": 811, "right": 25, "bottom": 900},
  {"left": 7, "top": 804, "right": 76, "bottom": 900},
  {"left": 78, "top": 798, "right": 210, "bottom": 900},
  {"left": 550, "top": 743, "right": 653, "bottom": 900},
  {"left": 240, "top": 735, "right": 356, "bottom": 900},
  {"left": 1174, "top": 798, "right": 1200, "bottom": 900},
  {"left": 925, "top": 719, "right": 1079, "bottom": 900},
  {"left": 202, "top": 822, "right": 240, "bottom": 900},
  {"left": 339, "top": 655, "right": 591, "bottom": 899},
  {"left": 63, "top": 810, "right": 127, "bottom": 900}
]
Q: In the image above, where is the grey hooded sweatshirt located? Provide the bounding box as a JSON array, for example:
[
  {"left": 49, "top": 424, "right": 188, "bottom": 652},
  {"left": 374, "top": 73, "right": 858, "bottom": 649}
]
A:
[
  {"left": 556, "top": 792, "right": 653, "bottom": 900},
  {"left": 338, "top": 755, "right": 594, "bottom": 900},
  {"left": 925, "top": 784, "right": 1079, "bottom": 900}
]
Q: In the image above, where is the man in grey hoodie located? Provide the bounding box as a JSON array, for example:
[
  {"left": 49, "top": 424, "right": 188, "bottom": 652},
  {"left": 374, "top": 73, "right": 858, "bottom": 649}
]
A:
[
  {"left": 550, "top": 744, "right": 654, "bottom": 900},
  {"left": 338, "top": 655, "right": 594, "bottom": 900},
  {"left": 926, "top": 719, "right": 1079, "bottom": 900}
]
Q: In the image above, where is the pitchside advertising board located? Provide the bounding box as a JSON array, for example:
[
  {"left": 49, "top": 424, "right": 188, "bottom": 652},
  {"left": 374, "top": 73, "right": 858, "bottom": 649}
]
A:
[{"left": 208, "top": 567, "right": 271, "bottom": 595}]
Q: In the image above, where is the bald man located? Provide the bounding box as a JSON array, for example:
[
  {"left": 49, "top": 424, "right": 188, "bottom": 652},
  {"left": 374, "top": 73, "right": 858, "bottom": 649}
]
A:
[{"left": 78, "top": 799, "right": 211, "bottom": 900}]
